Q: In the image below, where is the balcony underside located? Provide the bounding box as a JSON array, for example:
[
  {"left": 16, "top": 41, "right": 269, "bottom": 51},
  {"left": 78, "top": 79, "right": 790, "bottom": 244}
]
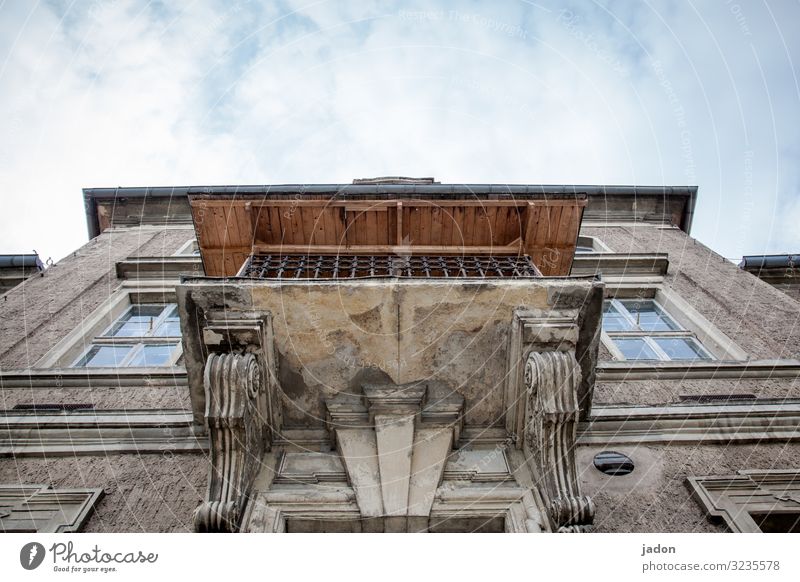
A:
[{"left": 188, "top": 194, "right": 587, "bottom": 277}]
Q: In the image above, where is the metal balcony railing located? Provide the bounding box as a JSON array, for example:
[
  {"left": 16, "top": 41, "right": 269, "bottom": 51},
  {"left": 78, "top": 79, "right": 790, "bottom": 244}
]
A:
[{"left": 239, "top": 254, "right": 542, "bottom": 280}]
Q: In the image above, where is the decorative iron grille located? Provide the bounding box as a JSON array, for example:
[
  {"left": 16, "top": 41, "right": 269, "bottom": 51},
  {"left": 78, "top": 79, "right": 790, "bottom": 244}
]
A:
[{"left": 240, "top": 254, "right": 542, "bottom": 279}]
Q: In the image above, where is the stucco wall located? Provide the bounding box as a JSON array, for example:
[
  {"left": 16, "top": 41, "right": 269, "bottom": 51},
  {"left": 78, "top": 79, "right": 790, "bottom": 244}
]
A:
[
  {"left": 594, "top": 377, "right": 800, "bottom": 405},
  {"left": 0, "top": 454, "right": 206, "bottom": 532},
  {"left": 582, "top": 224, "right": 800, "bottom": 360},
  {"left": 0, "top": 226, "right": 195, "bottom": 369},
  {"left": 578, "top": 442, "right": 800, "bottom": 533}
]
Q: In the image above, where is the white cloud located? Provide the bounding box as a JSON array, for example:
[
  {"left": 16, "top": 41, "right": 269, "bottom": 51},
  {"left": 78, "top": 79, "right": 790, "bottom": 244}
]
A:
[{"left": 0, "top": 0, "right": 798, "bottom": 262}]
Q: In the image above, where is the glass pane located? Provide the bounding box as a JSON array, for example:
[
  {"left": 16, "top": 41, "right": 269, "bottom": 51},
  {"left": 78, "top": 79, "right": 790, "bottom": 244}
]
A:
[
  {"left": 602, "top": 302, "right": 633, "bottom": 332},
  {"left": 106, "top": 305, "right": 165, "bottom": 337},
  {"left": 77, "top": 345, "right": 133, "bottom": 367},
  {"left": 619, "top": 300, "right": 680, "bottom": 332},
  {"left": 575, "top": 246, "right": 594, "bottom": 254},
  {"left": 653, "top": 337, "right": 711, "bottom": 361},
  {"left": 153, "top": 305, "right": 181, "bottom": 337},
  {"left": 126, "top": 344, "right": 177, "bottom": 367},
  {"left": 613, "top": 338, "right": 661, "bottom": 360}
]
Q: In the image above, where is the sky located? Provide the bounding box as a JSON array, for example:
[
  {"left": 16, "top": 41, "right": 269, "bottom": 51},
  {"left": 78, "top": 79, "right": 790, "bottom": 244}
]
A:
[{"left": 0, "top": 0, "right": 798, "bottom": 263}]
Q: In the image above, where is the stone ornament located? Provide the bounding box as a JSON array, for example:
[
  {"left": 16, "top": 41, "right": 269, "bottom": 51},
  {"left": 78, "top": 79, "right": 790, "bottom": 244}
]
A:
[
  {"left": 194, "top": 352, "right": 270, "bottom": 532},
  {"left": 524, "top": 350, "right": 595, "bottom": 532}
]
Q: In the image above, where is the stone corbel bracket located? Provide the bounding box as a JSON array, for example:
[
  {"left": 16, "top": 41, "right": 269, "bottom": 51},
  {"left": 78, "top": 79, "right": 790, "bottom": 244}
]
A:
[
  {"left": 201, "top": 310, "right": 282, "bottom": 442},
  {"left": 522, "top": 318, "right": 595, "bottom": 533},
  {"left": 505, "top": 303, "right": 602, "bottom": 444},
  {"left": 193, "top": 310, "right": 282, "bottom": 533}
]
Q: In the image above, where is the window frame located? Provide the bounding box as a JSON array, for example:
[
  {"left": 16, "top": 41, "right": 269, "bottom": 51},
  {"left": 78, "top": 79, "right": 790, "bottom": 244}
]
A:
[
  {"left": 70, "top": 303, "right": 182, "bottom": 368},
  {"left": 602, "top": 298, "right": 715, "bottom": 362},
  {"left": 35, "top": 283, "right": 184, "bottom": 369},
  {"left": 600, "top": 286, "right": 747, "bottom": 362}
]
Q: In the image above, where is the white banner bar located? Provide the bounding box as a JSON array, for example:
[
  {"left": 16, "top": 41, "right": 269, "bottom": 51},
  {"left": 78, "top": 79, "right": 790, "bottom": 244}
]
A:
[{"left": 1, "top": 533, "right": 798, "bottom": 581}]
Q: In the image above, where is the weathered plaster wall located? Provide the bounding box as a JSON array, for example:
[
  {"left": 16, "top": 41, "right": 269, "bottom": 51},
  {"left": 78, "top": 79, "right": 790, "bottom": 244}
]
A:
[
  {"left": 578, "top": 442, "right": 800, "bottom": 533},
  {"left": 0, "top": 454, "right": 206, "bottom": 532},
  {"left": 0, "top": 384, "right": 190, "bottom": 410}
]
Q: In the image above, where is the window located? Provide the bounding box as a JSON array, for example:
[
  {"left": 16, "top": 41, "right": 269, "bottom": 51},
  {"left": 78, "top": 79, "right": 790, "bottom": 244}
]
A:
[
  {"left": 602, "top": 298, "right": 713, "bottom": 361},
  {"left": 72, "top": 303, "right": 181, "bottom": 368},
  {"left": 593, "top": 451, "right": 634, "bottom": 476}
]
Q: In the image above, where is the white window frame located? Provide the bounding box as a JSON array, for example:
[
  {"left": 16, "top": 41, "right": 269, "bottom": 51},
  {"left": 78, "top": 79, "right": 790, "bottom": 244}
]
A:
[
  {"left": 35, "top": 282, "right": 184, "bottom": 369},
  {"left": 70, "top": 303, "right": 182, "bottom": 368},
  {"left": 600, "top": 286, "right": 747, "bottom": 362},
  {"left": 602, "top": 298, "right": 715, "bottom": 362}
]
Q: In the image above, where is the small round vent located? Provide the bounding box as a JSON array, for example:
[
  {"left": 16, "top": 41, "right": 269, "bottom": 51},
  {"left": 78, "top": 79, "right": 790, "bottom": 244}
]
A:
[{"left": 593, "top": 451, "right": 634, "bottom": 476}]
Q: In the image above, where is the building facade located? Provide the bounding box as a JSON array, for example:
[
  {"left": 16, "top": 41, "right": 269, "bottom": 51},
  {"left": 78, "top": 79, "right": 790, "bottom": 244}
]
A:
[{"left": 1, "top": 181, "right": 799, "bottom": 533}]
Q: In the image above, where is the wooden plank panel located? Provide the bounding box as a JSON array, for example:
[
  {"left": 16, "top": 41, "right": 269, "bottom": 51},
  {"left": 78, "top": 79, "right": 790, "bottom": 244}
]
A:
[
  {"left": 356, "top": 212, "right": 368, "bottom": 245},
  {"left": 288, "top": 206, "right": 306, "bottom": 245},
  {"left": 300, "top": 205, "right": 319, "bottom": 245},
  {"left": 239, "top": 205, "right": 255, "bottom": 247},
  {"left": 462, "top": 206, "right": 476, "bottom": 246},
  {"left": 222, "top": 252, "right": 237, "bottom": 276},
  {"left": 320, "top": 207, "right": 336, "bottom": 246},
  {"left": 419, "top": 205, "right": 432, "bottom": 245},
  {"left": 273, "top": 206, "right": 287, "bottom": 243},
  {"left": 212, "top": 208, "right": 229, "bottom": 247},
  {"left": 439, "top": 204, "right": 454, "bottom": 247},
  {"left": 190, "top": 197, "right": 586, "bottom": 275},
  {"left": 225, "top": 206, "right": 244, "bottom": 249},
  {"left": 344, "top": 209, "right": 356, "bottom": 247},
  {"left": 192, "top": 207, "right": 217, "bottom": 249},
  {"left": 278, "top": 207, "right": 295, "bottom": 244},
  {"left": 252, "top": 205, "right": 271, "bottom": 244},
  {"left": 395, "top": 202, "right": 403, "bottom": 245},
  {"left": 488, "top": 206, "right": 504, "bottom": 245},
  {"left": 449, "top": 205, "right": 465, "bottom": 245},
  {"left": 366, "top": 210, "right": 378, "bottom": 246},
  {"left": 522, "top": 203, "right": 537, "bottom": 251},
  {"left": 377, "top": 207, "right": 389, "bottom": 246},
  {"left": 408, "top": 207, "right": 421, "bottom": 246},
  {"left": 539, "top": 206, "right": 564, "bottom": 275},
  {"left": 503, "top": 206, "right": 522, "bottom": 245},
  {"left": 476, "top": 206, "right": 492, "bottom": 246},
  {"left": 309, "top": 206, "right": 325, "bottom": 245},
  {"left": 430, "top": 206, "right": 444, "bottom": 246},
  {"left": 556, "top": 205, "right": 581, "bottom": 248},
  {"left": 334, "top": 207, "right": 346, "bottom": 246},
  {"left": 251, "top": 244, "right": 522, "bottom": 255}
]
